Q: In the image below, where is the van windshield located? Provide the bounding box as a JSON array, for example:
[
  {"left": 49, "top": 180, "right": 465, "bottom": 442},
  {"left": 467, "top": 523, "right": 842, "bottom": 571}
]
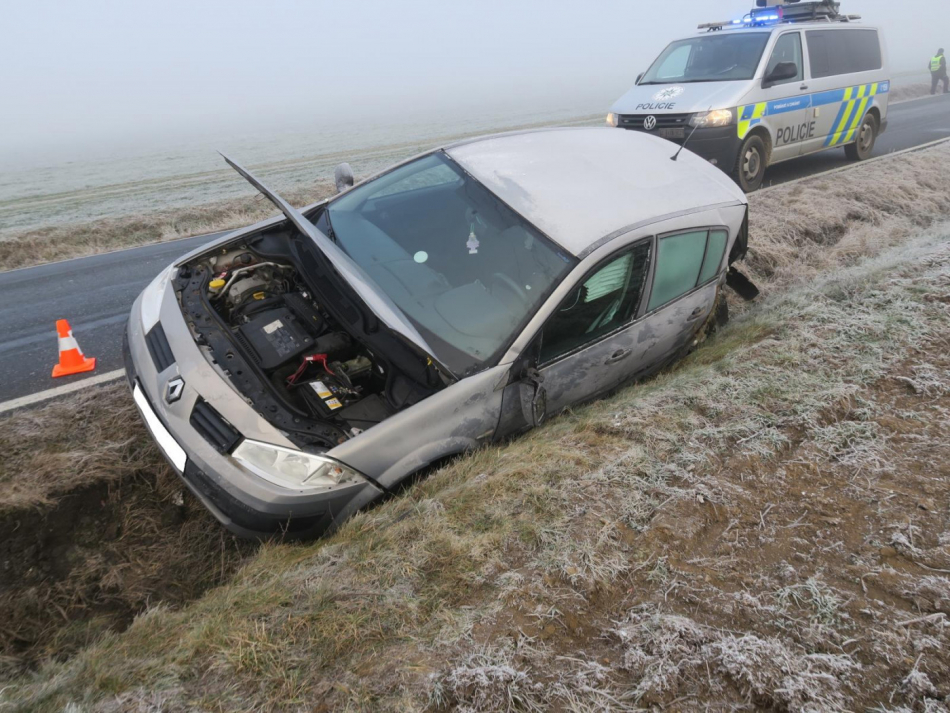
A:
[{"left": 640, "top": 33, "right": 770, "bottom": 84}]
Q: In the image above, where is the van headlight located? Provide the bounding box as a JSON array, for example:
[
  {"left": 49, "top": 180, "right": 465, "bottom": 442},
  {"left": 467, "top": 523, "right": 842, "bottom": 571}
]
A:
[
  {"left": 232, "top": 439, "right": 366, "bottom": 491},
  {"left": 606, "top": 112, "right": 620, "bottom": 127},
  {"left": 689, "top": 108, "right": 736, "bottom": 128}
]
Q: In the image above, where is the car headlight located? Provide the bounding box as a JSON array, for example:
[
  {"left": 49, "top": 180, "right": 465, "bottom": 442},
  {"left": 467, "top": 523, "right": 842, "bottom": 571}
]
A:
[
  {"left": 689, "top": 108, "right": 736, "bottom": 129},
  {"left": 140, "top": 264, "right": 176, "bottom": 332},
  {"left": 232, "top": 439, "right": 366, "bottom": 492},
  {"left": 606, "top": 112, "right": 620, "bottom": 128}
]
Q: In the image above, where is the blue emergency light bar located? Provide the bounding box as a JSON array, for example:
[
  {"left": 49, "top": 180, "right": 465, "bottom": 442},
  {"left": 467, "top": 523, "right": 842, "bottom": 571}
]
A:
[
  {"left": 748, "top": 6, "right": 784, "bottom": 25},
  {"left": 699, "top": 1, "right": 851, "bottom": 31}
]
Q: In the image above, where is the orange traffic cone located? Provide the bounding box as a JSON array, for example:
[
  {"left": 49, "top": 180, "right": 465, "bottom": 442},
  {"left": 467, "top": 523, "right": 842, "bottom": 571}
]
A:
[{"left": 51, "top": 319, "right": 96, "bottom": 378}]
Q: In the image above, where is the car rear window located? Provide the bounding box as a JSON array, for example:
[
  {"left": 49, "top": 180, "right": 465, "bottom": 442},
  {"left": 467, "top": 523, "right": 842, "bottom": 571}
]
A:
[{"left": 806, "top": 29, "right": 882, "bottom": 78}]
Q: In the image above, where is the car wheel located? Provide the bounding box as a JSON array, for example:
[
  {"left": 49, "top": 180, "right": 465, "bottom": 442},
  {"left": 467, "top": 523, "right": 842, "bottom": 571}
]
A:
[
  {"left": 844, "top": 113, "right": 877, "bottom": 161},
  {"left": 732, "top": 134, "right": 767, "bottom": 193}
]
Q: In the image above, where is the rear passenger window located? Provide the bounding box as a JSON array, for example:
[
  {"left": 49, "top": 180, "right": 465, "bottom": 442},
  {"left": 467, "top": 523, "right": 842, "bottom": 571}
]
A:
[
  {"left": 699, "top": 230, "right": 728, "bottom": 285},
  {"left": 648, "top": 229, "right": 727, "bottom": 312},
  {"left": 806, "top": 29, "right": 881, "bottom": 78}
]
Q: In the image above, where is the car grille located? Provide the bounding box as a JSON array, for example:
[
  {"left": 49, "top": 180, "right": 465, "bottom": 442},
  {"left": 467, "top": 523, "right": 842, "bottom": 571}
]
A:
[
  {"left": 190, "top": 399, "right": 241, "bottom": 454},
  {"left": 618, "top": 113, "right": 692, "bottom": 131},
  {"left": 145, "top": 324, "right": 175, "bottom": 372}
]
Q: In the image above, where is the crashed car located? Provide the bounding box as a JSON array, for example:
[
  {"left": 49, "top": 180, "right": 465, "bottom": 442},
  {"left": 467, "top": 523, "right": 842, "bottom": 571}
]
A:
[{"left": 125, "top": 127, "right": 755, "bottom": 538}]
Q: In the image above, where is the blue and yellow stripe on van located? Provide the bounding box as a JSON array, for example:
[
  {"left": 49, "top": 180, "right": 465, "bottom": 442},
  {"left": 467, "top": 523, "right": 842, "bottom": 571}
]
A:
[
  {"left": 737, "top": 81, "right": 889, "bottom": 142},
  {"left": 824, "top": 82, "right": 884, "bottom": 146}
]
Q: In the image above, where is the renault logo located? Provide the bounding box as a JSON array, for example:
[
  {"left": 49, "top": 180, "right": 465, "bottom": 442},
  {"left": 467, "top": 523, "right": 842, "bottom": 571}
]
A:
[
  {"left": 643, "top": 115, "right": 657, "bottom": 131},
  {"left": 165, "top": 377, "right": 185, "bottom": 404}
]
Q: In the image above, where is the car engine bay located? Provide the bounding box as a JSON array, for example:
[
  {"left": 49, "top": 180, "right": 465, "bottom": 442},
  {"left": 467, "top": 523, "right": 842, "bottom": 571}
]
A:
[{"left": 173, "top": 233, "right": 443, "bottom": 449}]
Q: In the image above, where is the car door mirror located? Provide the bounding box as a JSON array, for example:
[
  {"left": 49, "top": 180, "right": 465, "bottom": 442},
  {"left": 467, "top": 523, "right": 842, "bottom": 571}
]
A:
[
  {"left": 636, "top": 72, "right": 644, "bottom": 84},
  {"left": 334, "top": 163, "right": 355, "bottom": 193},
  {"left": 763, "top": 62, "right": 798, "bottom": 87}
]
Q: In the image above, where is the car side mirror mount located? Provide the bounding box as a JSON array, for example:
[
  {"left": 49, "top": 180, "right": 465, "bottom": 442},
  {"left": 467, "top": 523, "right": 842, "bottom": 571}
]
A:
[
  {"left": 636, "top": 72, "right": 644, "bottom": 85},
  {"left": 334, "top": 163, "right": 355, "bottom": 193},
  {"left": 762, "top": 62, "right": 798, "bottom": 88}
]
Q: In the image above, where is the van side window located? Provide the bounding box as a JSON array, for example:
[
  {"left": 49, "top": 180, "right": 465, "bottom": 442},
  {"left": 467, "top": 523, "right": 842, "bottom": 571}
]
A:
[
  {"left": 648, "top": 229, "right": 727, "bottom": 312},
  {"left": 539, "top": 241, "right": 651, "bottom": 363},
  {"left": 765, "top": 33, "right": 804, "bottom": 85},
  {"left": 807, "top": 29, "right": 882, "bottom": 78}
]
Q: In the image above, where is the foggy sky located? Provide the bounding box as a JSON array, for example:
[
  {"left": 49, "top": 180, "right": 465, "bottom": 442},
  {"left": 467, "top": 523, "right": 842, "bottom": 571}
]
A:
[{"left": 1, "top": 0, "right": 943, "bottom": 162}]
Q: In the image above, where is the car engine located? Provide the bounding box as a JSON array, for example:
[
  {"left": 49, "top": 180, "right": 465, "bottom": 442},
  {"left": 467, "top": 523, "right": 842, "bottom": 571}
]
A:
[{"left": 174, "top": 243, "right": 413, "bottom": 447}]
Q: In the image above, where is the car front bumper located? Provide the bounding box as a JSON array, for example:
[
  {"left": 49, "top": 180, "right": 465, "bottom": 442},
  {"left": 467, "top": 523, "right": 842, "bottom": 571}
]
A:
[
  {"left": 123, "top": 284, "right": 385, "bottom": 539},
  {"left": 619, "top": 124, "right": 741, "bottom": 173}
]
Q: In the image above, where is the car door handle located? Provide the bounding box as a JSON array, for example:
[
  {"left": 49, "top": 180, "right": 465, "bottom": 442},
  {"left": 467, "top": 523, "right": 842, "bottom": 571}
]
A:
[
  {"left": 685, "top": 307, "right": 706, "bottom": 322},
  {"left": 800, "top": 84, "right": 809, "bottom": 91},
  {"left": 605, "top": 348, "right": 632, "bottom": 365}
]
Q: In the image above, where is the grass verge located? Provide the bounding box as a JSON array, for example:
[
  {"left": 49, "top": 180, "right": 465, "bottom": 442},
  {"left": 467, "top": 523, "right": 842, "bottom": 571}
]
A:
[
  {"left": 1, "top": 144, "right": 950, "bottom": 711},
  {"left": 0, "top": 184, "right": 334, "bottom": 273}
]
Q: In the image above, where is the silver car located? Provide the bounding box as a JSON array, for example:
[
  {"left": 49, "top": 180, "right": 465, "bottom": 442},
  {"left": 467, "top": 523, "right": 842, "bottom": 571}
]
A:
[{"left": 125, "top": 127, "right": 753, "bottom": 538}]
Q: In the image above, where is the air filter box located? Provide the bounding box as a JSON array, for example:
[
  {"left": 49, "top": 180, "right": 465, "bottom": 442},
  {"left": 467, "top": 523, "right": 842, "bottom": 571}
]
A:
[{"left": 237, "top": 308, "right": 315, "bottom": 370}]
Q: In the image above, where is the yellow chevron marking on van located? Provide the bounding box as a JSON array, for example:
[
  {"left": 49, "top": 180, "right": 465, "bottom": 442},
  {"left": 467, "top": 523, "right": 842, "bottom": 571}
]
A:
[
  {"left": 737, "top": 102, "right": 768, "bottom": 140},
  {"left": 843, "top": 96, "right": 871, "bottom": 144},
  {"left": 832, "top": 98, "right": 857, "bottom": 145}
]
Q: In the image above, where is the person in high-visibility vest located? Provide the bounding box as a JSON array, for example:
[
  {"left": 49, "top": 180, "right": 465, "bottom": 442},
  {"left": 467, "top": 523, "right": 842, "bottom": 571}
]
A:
[{"left": 932, "top": 49, "right": 949, "bottom": 95}]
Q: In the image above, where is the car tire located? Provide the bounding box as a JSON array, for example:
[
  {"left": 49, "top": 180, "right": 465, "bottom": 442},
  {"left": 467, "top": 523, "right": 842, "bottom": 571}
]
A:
[
  {"left": 732, "top": 134, "right": 767, "bottom": 193},
  {"left": 844, "top": 113, "right": 877, "bottom": 161}
]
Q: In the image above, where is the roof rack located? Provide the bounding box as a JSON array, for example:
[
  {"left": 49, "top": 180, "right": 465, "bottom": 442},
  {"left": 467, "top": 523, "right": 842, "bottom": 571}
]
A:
[{"left": 699, "top": 1, "right": 861, "bottom": 31}]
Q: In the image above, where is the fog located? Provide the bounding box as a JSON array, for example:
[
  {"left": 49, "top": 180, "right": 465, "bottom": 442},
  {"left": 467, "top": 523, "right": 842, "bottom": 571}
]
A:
[{"left": 1, "top": 0, "right": 942, "bottom": 162}]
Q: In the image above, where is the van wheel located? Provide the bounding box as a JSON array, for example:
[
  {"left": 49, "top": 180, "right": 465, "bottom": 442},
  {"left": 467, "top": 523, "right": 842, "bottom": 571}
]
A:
[
  {"left": 733, "top": 134, "right": 767, "bottom": 193},
  {"left": 845, "top": 114, "right": 877, "bottom": 161}
]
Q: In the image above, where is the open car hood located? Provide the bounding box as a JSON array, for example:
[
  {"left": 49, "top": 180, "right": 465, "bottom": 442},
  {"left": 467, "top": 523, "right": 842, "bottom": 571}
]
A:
[{"left": 219, "top": 154, "right": 447, "bottom": 373}]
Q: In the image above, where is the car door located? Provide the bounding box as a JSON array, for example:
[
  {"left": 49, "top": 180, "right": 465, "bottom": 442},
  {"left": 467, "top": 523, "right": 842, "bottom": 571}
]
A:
[
  {"left": 759, "top": 31, "right": 811, "bottom": 163},
  {"left": 636, "top": 228, "right": 728, "bottom": 369},
  {"left": 534, "top": 238, "right": 654, "bottom": 414}
]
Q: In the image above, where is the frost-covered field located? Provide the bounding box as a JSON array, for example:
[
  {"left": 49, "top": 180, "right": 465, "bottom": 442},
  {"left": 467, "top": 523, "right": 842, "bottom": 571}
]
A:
[{"left": 2, "top": 144, "right": 950, "bottom": 712}]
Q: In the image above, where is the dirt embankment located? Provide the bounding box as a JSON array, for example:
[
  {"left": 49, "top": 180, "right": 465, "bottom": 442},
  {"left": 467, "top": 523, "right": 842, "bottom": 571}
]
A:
[
  {"left": 1, "top": 143, "right": 950, "bottom": 711},
  {"left": 0, "top": 387, "right": 256, "bottom": 677}
]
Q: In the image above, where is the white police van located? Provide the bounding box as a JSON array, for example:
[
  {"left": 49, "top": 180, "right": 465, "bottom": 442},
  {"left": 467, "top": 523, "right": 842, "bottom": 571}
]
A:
[{"left": 607, "top": 0, "right": 890, "bottom": 192}]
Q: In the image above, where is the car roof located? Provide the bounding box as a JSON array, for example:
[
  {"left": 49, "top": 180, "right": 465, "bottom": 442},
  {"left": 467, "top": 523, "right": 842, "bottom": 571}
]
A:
[{"left": 444, "top": 127, "right": 746, "bottom": 258}]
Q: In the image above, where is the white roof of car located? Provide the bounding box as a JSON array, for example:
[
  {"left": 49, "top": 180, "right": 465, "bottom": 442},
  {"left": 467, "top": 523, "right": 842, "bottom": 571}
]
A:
[{"left": 445, "top": 127, "right": 746, "bottom": 258}]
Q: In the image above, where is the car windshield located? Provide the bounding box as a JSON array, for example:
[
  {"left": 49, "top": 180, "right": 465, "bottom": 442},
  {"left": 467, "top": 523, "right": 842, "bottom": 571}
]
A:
[
  {"left": 320, "top": 152, "right": 576, "bottom": 376},
  {"left": 640, "top": 32, "right": 770, "bottom": 84}
]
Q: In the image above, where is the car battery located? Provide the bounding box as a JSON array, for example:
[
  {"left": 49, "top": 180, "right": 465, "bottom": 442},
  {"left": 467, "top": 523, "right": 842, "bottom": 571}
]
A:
[{"left": 300, "top": 376, "right": 355, "bottom": 418}]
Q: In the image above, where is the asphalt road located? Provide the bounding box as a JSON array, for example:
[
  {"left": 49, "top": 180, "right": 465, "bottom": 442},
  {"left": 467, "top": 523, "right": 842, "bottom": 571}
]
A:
[{"left": 1, "top": 94, "right": 948, "bottom": 406}]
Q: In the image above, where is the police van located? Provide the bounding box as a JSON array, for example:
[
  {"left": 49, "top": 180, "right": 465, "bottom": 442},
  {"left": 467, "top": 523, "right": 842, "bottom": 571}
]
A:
[{"left": 606, "top": 0, "right": 890, "bottom": 192}]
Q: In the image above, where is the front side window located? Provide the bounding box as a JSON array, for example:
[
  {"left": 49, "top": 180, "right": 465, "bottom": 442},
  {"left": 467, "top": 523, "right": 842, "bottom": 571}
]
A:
[
  {"left": 766, "top": 32, "right": 804, "bottom": 84},
  {"left": 640, "top": 33, "right": 771, "bottom": 84},
  {"left": 321, "top": 153, "right": 576, "bottom": 375},
  {"left": 648, "top": 229, "right": 728, "bottom": 312},
  {"left": 539, "top": 241, "right": 651, "bottom": 363}
]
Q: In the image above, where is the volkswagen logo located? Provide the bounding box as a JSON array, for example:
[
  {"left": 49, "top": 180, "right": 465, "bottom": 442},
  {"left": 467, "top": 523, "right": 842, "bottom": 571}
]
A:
[
  {"left": 643, "top": 116, "right": 657, "bottom": 131},
  {"left": 165, "top": 377, "right": 185, "bottom": 404}
]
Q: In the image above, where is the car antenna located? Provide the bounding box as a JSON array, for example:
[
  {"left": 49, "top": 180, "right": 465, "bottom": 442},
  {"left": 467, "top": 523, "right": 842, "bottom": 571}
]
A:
[{"left": 671, "top": 107, "right": 711, "bottom": 161}]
